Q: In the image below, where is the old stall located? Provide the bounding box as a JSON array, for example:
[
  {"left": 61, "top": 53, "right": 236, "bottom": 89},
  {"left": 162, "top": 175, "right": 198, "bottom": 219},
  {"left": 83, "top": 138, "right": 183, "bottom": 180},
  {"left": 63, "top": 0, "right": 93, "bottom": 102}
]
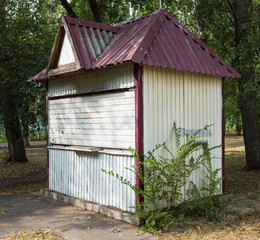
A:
[{"left": 29, "top": 9, "right": 240, "bottom": 220}]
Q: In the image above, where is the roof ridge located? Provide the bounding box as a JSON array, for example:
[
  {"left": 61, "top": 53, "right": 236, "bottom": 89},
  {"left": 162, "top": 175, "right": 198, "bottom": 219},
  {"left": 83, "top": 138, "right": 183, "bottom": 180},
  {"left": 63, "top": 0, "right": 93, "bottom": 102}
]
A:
[
  {"left": 130, "top": 11, "right": 166, "bottom": 63},
  {"left": 65, "top": 16, "right": 119, "bottom": 33}
]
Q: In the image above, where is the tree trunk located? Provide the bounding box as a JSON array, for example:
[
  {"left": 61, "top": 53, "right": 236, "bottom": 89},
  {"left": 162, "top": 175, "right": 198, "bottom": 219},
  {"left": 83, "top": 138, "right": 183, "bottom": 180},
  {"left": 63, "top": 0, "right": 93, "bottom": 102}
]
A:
[
  {"left": 88, "top": 0, "right": 102, "bottom": 23},
  {"left": 0, "top": 1, "right": 27, "bottom": 163},
  {"left": 230, "top": 0, "right": 260, "bottom": 169},
  {"left": 241, "top": 100, "right": 260, "bottom": 168},
  {"left": 1, "top": 86, "right": 28, "bottom": 162},
  {"left": 23, "top": 121, "right": 31, "bottom": 146}
]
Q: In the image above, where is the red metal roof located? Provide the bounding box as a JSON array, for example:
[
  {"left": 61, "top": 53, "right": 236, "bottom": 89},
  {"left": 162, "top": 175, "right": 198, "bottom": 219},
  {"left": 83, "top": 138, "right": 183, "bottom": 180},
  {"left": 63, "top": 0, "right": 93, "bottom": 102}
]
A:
[
  {"left": 28, "top": 68, "right": 47, "bottom": 82},
  {"left": 29, "top": 9, "right": 241, "bottom": 81},
  {"left": 65, "top": 16, "right": 118, "bottom": 70}
]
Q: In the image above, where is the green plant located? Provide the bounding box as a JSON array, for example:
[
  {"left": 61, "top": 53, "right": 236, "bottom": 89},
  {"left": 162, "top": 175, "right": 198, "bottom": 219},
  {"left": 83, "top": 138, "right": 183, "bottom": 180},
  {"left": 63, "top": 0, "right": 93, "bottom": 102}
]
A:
[
  {"left": 0, "top": 131, "right": 6, "bottom": 143},
  {"left": 102, "top": 122, "right": 222, "bottom": 232},
  {"left": 183, "top": 142, "right": 223, "bottom": 220}
]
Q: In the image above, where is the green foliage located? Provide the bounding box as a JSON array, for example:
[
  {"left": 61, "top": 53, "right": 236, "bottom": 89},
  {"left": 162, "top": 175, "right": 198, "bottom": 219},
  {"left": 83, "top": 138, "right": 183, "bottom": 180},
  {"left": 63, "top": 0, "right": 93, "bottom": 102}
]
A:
[
  {"left": 64, "top": 0, "right": 131, "bottom": 24},
  {"left": 184, "top": 148, "right": 223, "bottom": 220},
  {"left": 102, "top": 123, "right": 222, "bottom": 232},
  {"left": 0, "top": 131, "right": 6, "bottom": 143}
]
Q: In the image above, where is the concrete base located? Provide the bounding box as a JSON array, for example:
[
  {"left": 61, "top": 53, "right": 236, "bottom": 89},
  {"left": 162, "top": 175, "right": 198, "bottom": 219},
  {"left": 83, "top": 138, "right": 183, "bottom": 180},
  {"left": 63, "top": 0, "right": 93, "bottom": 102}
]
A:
[{"left": 40, "top": 189, "right": 140, "bottom": 226}]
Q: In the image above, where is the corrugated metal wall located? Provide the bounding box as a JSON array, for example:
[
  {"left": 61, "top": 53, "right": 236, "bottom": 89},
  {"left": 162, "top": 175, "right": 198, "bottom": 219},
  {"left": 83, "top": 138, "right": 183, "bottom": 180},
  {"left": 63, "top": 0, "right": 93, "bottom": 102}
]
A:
[
  {"left": 49, "top": 91, "right": 135, "bottom": 149},
  {"left": 143, "top": 66, "right": 223, "bottom": 201},
  {"left": 48, "top": 64, "right": 136, "bottom": 212},
  {"left": 49, "top": 149, "right": 136, "bottom": 212},
  {"left": 48, "top": 64, "right": 134, "bottom": 97}
]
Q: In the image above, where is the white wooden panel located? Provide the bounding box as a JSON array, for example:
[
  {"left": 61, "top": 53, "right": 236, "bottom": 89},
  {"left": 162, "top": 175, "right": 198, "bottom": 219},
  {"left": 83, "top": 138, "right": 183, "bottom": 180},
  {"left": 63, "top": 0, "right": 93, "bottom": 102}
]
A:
[
  {"left": 58, "top": 32, "right": 76, "bottom": 66},
  {"left": 143, "top": 66, "right": 223, "bottom": 204},
  {"left": 49, "top": 149, "right": 136, "bottom": 212},
  {"left": 48, "top": 64, "right": 134, "bottom": 97},
  {"left": 49, "top": 91, "right": 135, "bottom": 149}
]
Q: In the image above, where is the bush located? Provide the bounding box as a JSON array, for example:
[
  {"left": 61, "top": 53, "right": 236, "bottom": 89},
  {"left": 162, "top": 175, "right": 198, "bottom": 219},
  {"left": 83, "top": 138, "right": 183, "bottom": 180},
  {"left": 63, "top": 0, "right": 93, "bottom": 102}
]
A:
[{"left": 102, "top": 122, "right": 222, "bottom": 232}]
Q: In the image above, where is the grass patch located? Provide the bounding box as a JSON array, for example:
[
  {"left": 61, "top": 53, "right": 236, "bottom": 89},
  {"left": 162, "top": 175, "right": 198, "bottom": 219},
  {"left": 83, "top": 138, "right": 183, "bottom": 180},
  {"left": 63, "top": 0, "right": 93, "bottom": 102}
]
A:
[
  {"left": 0, "top": 142, "right": 47, "bottom": 195},
  {"left": 3, "top": 228, "right": 62, "bottom": 240},
  {"left": 159, "top": 211, "right": 260, "bottom": 240},
  {"left": 225, "top": 134, "right": 260, "bottom": 200},
  {"left": 225, "top": 132, "right": 244, "bottom": 148}
]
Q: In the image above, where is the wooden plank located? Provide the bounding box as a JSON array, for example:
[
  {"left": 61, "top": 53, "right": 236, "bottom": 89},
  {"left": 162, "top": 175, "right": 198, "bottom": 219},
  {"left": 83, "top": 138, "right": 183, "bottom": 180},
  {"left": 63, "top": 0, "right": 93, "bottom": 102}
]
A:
[
  {"left": 47, "top": 19, "right": 65, "bottom": 70},
  {"left": 49, "top": 138, "right": 134, "bottom": 149},
  {"left": 47, "top": 63, "right": 78, "bottom": 77},
  {"left": 49, "top": 91, "right": 135, "bottom": 104}
]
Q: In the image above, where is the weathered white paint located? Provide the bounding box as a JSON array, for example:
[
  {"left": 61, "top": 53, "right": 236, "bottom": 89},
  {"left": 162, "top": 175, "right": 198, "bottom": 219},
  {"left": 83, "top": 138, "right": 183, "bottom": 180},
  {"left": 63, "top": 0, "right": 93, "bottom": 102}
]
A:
[
  {"left": 48, "top": 64, "right": 134, "bottom": 97},
  {"left": 58, "top": 32, "right": 76, "bottom": 66},
  {"left": 49, "top": 148, "right": 136, "bottom": 212},
  {"left": 143, "top": 66, "right": 223, "bottom": 203},
  {"left": 49, "top": 91, "right": 135, "bottom": 149}
]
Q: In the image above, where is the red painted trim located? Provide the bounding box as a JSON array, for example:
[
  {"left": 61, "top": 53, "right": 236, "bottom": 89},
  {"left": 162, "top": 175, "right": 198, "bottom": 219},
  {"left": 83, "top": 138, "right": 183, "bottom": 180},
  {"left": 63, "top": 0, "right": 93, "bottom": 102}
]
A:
[
  {"left": 46, "top": 82, "right": 49, "bottom": 188},
  {"left": 134, "top": 64, "right": 144, "bottom": 206},
  {"left": 65, "top": 16, "right": 119, "bottom": 33},
  {"left": 222, "top": 78, "right": 226, "bottom": 193}
]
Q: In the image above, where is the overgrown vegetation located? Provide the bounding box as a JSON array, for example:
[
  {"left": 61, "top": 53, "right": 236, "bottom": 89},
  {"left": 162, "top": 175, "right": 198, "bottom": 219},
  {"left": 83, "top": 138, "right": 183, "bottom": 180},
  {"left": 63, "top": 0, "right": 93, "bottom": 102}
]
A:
[
  {"left": 160, "top": 209, "right": 260, "bottom": 240},
  {"left": 102, "top": 123, "right": 223, "bottom": 232}
]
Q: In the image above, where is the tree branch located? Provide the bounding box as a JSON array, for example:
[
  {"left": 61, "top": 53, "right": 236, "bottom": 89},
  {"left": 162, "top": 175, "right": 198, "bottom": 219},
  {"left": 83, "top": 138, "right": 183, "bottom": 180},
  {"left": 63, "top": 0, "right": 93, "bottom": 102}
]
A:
[
  {"left": 226, "top": 0, "right": 239, "bottom": 25},
  {"left": 58, "top": 0, "right": 77, "bottom": 18}
]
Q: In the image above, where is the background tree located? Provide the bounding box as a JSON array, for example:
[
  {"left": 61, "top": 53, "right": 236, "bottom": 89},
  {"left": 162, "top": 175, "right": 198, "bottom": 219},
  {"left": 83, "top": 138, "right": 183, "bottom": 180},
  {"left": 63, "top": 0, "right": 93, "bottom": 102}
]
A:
[{"left": 0, "top": 0, "right": 59, "bottom": 161}]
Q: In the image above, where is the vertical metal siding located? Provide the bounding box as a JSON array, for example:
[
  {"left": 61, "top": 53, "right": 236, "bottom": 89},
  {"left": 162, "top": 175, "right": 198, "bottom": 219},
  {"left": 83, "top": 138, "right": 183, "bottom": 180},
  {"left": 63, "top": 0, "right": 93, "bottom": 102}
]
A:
[
  {"left": 58, "top": 32, "right": 76, "bottom": 66},
  {"left": 49, "top": 149, "right": 136, "bottom": 212},
  {"left": 48, "top": 64, "right": 134, "bottom": 97},
  {"left": 143, "top": 66, "right": 222, "bottom": 204}
]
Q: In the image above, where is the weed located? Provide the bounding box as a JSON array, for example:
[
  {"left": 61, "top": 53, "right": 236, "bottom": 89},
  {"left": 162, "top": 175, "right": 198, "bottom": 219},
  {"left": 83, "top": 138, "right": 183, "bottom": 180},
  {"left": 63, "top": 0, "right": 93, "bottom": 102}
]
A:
[{"left": 102, "top": 123, "right": 222, "bottom": 232}]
